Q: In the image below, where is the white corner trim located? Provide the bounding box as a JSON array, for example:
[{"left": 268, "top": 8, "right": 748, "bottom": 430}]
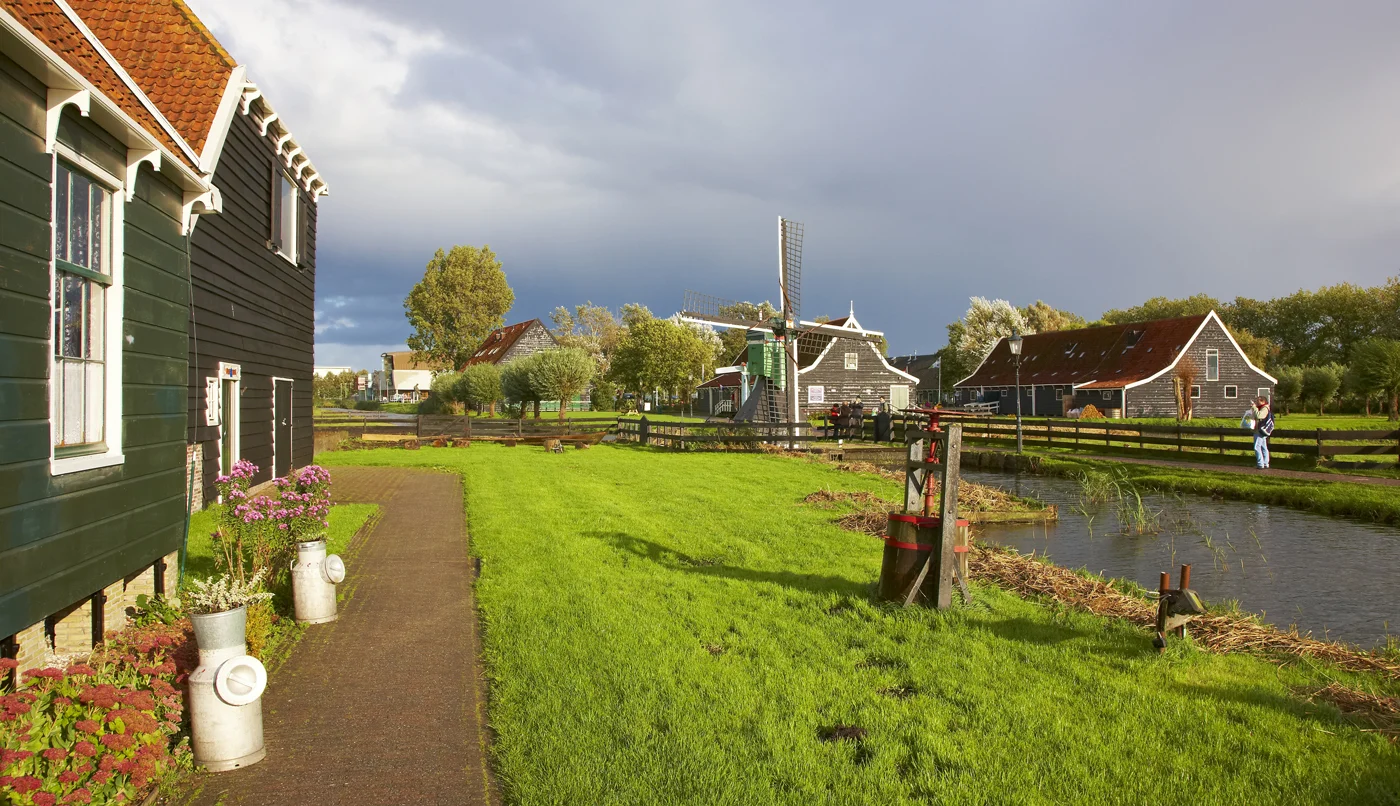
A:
[
  {"left": 242, "top": 85, "right": 329, "bottom": 201},
  {"left": 124, "top": 148, "right": 160, "bottom": 201},
  {"left": 183, "top": 186, "right": 223, "bottom": 235},
  {"left": 260, "top": 112, "right": 281, "bottom": 138},
  {"left": 51, "top": 0, "right": 204, "bottom": 168},
  {"left": 869, "top": 339, "right": 920, "bottom": 384},
  {"left": 200, "top": 65, "right": 248, "bottom": 175},
  {"left": 1121, "top": 311, "right": 1276, "bottom": 389},
  {"left": 240, "top": 84, "right": 262, "bottom": 114},
  {"left": 46, "top": 88, "right": 90, "bottom": 153}
]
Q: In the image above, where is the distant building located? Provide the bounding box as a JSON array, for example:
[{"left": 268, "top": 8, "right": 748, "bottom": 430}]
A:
[
  {"left": 314, "top": 365, "right": 352, "bottom": 377},
  {"left": 953, "top": 311, "right": 1276, "bottom": 418},
  {"left": 888, "top": 354, "right": 943, "bottom": 405},
  {"left": 461, "top": 319, "right": 557, "bottom": 367},
  {"left": 376, "top": 352, "right": 447, "bottom": 401}
]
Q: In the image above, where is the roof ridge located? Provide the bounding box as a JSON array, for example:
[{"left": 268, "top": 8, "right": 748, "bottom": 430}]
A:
[{"left": 171, "top": 0, "right": 236, "bottom": 68}]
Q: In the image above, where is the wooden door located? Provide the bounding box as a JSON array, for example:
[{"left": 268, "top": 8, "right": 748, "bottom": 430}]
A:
[{"left": 274, "top": 379, "right": 292, "bottom": 477}]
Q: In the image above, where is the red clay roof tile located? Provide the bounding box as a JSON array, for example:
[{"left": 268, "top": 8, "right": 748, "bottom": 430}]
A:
[{"left": 462, "top": 320, "right": 546, "bottom": 368}]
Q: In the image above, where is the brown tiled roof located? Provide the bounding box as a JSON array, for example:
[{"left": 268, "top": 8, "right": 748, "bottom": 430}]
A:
[
  {"left": 67, "top": 0, "right": 235, "bottom": 154},
  {"left": 4, "top": 0, "right": 196, "bottom": 167},
  {"left": 698, "top": 371, "right": 741, "bottom": 389},
  {"left": 462, "top": 320, "right": 543, "bottom": 367},
  {"left": 957, "top": 314, "right": 1209, "bottom": 390},
  {"left": 384, "top": 351, "right": 448, "bottom": 373}
]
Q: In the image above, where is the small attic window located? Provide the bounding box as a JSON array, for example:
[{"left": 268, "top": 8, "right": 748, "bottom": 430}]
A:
[
  {"left": 1124, "top": 330, "right": 1144, "bottom": 348},
  {"left": 1064, "top": 342, "right": 1078, "bottom": 356},
  {"left": 1146, "top": 347, "right": 1153, "bottom": 353}
]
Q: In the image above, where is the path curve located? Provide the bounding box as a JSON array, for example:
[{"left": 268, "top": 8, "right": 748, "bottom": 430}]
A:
[{"left": 190, "top": 466, "right": 497, "bottom": 806}]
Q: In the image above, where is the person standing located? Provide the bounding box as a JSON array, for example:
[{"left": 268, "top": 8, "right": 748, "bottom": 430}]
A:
[
  {"left": 837, "top": 401, "right": 851, "bottom": 439},
  {"left": 852, "top": 398, "right": 866, "bottom": 441},
  {"left": 828, "top": 402, "right": 841, "bottom": 439},
  {"left": 1250, "top": 396, "right": 1274, "bottom": 469}
]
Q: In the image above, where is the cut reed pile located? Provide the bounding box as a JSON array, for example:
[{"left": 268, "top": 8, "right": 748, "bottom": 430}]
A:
[{"left": 1298, "top": 683, "right": 1400, "bottom": 740}]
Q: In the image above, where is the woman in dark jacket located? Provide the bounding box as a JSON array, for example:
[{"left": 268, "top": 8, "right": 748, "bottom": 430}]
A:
[{"left": 837, "top": 402, "right": 852, "bottom": 439}]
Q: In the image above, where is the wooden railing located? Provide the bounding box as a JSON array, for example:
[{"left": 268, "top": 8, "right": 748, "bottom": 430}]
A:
[{"left": 615, "top": 418, "right": 821, "bottom": 448}]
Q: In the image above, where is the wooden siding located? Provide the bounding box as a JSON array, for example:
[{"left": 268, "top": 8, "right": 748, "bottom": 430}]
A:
[
  {"left": 500, "top": 320, "right": 556, "bottom": 363},
  {"left": 798, "top": 337, "right": 913, "bottom": 416},
  {"left": 0, "top": 52, "right": 189, "bottom": 638},
  {"left": 187, "top": 107, "right": 316, "bottom": 505},
  {"left": 1127, "top": 318, "right": 1273, "bottom": 418}
]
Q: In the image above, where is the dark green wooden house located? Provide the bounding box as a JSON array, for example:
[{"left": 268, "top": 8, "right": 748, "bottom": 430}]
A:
[{"left": 0, "top": 0, "right": 324, "bottom": 676}]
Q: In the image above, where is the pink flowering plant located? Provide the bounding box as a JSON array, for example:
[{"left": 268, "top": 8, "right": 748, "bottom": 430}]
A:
[
  {"left": 0, "top": 622, "right": 195, "bottom": 805},
  {"left": 273, "top": 465, "right": 333, "bottom": 544},
  {"left": 212, "top": 462, "right": 332, "bottom": 587}
]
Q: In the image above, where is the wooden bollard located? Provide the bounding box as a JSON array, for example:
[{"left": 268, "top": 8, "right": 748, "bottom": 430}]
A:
[{"left": 1175, "top": 564, "right": 1191, "bottom": 638}]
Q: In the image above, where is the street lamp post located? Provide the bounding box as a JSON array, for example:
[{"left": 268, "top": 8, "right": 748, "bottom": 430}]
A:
[{"left": 1009, "top": 333, "right": 1024, "bottom": 454}]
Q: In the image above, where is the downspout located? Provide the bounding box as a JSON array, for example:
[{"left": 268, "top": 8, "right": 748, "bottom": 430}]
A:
[{"left": 180, "top": 232, "right": 197, "bottom": 587}]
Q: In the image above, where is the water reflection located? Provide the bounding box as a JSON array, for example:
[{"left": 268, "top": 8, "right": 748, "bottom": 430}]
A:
[{"left": 962, "top": 470, "right": 1400, "bottom": 648}]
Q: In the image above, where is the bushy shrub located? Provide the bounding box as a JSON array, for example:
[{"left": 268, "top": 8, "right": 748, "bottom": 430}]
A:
[
  {"left": 417, "top": 395, "right": 448, "bottom": 415},
  {"left": 456, "top": 364, "right": 502, "bottom": 414},
  {"left": 590, "top": 379, "right": 617, "bottom": 412},
  {"left": 0, "top": 620, "right": 196, "bottom": 804},
  {"left": 352, "top": 400, "right": 382, "bottom": 412}
]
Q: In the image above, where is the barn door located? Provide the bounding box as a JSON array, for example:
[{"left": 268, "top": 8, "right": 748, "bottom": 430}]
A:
[
  {"left": 889, "top": 384, "right": 910, "bottom": 411},
  {"left": 274, "top": 378, "right": 293, "bottom": 477}
]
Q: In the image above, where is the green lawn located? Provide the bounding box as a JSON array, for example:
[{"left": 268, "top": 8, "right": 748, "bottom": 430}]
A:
[
  {"left": 320, "top": 444, "right": 1400, "bottom": 805},
  {"left": 183, "top": 502, "right": 380, "bottom": 583}
]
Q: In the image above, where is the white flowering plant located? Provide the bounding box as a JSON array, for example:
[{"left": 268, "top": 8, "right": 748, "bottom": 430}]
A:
[{"left": 182, "top": 571, "right": 274, "bottom": 615}]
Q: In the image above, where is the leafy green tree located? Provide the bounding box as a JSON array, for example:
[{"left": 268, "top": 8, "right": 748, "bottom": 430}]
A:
[
  {"left": 610, "top": 317, "right": 714, "bottom": 406},
  {"left": 1300, "top": 364, "right": 1343, "bottom": 415},
  {"left": 404, "top": 245, "right": 515, "bottom": 369},
  {"left": 1229, "top": 327, "right": 1276, "bottom": 370},
  {"left": 590, "top": 378, "right": 618, "bottom": 412},
  {"left": 716, "top": 301, "right": 778, "bottom": 362},
  {"left": 1272, "top": 366, "right": 1303, "bottom": 415},
  {"left": 456, "top": 363, "right": 502, "bottom": 415},
  {"left": 1341, "top": 361, "right": 1381, "bottom": 417},
  {"left": 550, "top": 302, "right": 626, "bottom": 375},
  {"left": 429, "top": 371, "right": 463, "bottom": 414},
  {"left": 529, "top": 348, "right": 597, "bottom": 420},
  {"left": 1020, "top": 300, "right": 1087, "bottom": 333},
  {"left": 1353, "top": 338, "right": 1400, "bottom": 420},
  {"left": 1101, "top": 294, "right": 1220, "bottom": 325},
  {"left": 501, "top": 354, "right": 543, "bottom": 418},
  {"left": 313, "top": 370, "right": 360, "bottom": 404}
]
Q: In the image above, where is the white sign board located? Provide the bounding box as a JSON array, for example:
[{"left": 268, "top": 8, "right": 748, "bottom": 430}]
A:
[
  {"left": 807, "top": 385, "right": 825, "bottom": 404},
  {"left": 204, "top": 378, "right": 221, "bottom": 426}
]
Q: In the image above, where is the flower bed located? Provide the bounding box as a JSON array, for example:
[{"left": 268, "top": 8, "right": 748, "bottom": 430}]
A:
[{"left": 1, "top": 620, "right": 197, "bottom": 805}]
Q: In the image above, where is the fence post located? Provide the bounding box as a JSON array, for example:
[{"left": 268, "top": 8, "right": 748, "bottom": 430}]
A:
[
  {"left": 1046, "top": 419, "right": 1053, "bottom": 445},
  {"left": 1074, "top": 421, "right": 1080, "bottom": 445},
  {"left": 416, "top": 415, "right": 422, "bottom": 439},
  {"left": 639, "top": 415, "right": 650, "bottom": 446},
  {"left": 1316, "top": 429, "right": 1323, "bottom": 465},
  {"left": 1176, "top": 425, "right": 1182, "bottom": 453},
  {"left": 1218, "top": 432, "right": 1224, "bottom": 455}
]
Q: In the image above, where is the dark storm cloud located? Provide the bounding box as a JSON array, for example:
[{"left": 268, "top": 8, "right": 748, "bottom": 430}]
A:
[{"left": 189, "top": 0, "right": 1400, "bottom": 365}]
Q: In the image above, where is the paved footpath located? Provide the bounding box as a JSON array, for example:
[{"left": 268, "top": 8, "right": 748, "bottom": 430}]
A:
[{"left": 190, "top": 466, "right": 498, "bottom": 806}]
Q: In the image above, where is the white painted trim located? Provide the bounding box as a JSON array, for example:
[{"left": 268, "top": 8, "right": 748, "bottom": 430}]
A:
[
  {"left": 199, "top": 65, "right": 248, "bottom": 174},
  {"left": 795, "top": 333, "right": 919, "bottom": 384},
  {"left": 218, "top": 363, "right": 242, "bottom": 476},
  {"left": 1122, "top": 311, "right": 1277, "bottom": 390},
  {"left": 49, "top": 146, "right": 125, "bottom": 477},
  {"left": 241, "top": 84, "right": 329, "bottom": 199},
  {"left": 952, "top": 337, "right": 1000, "bottom": 388},
  {"left": 182, "top": 186, "right": 223, "bottom": 235},
  {"left": 123, "top": 149, "right": 160, "bottom": 201},
  {"left": 45, "top": 88, "right": 90, "bottom": 153},
  {"left": 271, "top": 376, "right": 294, "bottom": 477},
  {"left": 0, "top": 7, "right": 209, "bottom": 192},
  {"left": 51, "top": 0, "right": 204, "bottom": 167}
]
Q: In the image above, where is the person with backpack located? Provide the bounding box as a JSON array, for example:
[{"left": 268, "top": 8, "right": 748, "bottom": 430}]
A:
[{"left": 1249, "top": 396, "right": 1274, "bottom": 469}]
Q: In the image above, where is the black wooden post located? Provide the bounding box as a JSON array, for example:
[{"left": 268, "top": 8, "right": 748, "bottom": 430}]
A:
[{"left": 639, "top": 415, "right": 650, "bottom": 446}]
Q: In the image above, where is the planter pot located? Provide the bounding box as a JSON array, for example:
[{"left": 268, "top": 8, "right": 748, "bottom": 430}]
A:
[
  {"left": 188, "top": 606, "right": 267, "bottom": 772},
  {"left": 291, "top": 539, "right": 346, "bottom": 624}
]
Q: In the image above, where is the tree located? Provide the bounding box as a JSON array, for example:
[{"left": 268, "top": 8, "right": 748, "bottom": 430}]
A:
[
  {"left": 620, "top": 303, "right": 654, "bottom": 328},
  {"left": 312, "top": 370, "right": 360, "bottom": 404},
  {"left": 1273, "top": 366, "right": 1303, "bottom": 415},
  {"left": 590, "top": 378, "right": 618, "bottom": 412},
  {"left": 456, "top": 363, "right": 502, "bottom": 415},
  {"left": 429, "top": 371, "right": 463, "bottom": 414},
  {"left": 1353, "top": 338, "right": 1400, "bottom": 420},
  {"left": 501, "top": 354, "right": 543, "bottom": 418},
  {"left": 948, "top": 298, "right": 1031, "bottom": 378},
  {"left": 550, "top": 302, "right": 626, "bottom": 375},
  {"left": 403, "top": 245, "right": 515, "bottom": 369},
  {"left": 1300, "top": 364, "right": 1343, "bottom": 415},
  {"left": 1229, "top": 327, "right": 1276, "bottom": 370},
  {"left": 1172, "top": 356, "right": 1199, "bottom": 422},
  {"left": 1101, "top": 294, "right": 1220, "bottom": 325},
  {"left": 609, "top": 317, "right": 713, "bottom": 407},
  {"left": 529, "top": 348, "right": 597, "bottom": 420},
  {"left": 1020, "top": 300, "right": 1087, "bottom": 333}
]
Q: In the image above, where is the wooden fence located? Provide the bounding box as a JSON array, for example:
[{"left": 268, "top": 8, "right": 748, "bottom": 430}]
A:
[{"left": 416, "top": 415, "right": 614, "bottom": 439}]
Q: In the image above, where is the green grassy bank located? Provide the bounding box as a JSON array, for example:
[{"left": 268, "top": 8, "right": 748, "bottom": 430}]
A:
[{"left": 320, "top": 443, "right": 1399, "bottom": 805}]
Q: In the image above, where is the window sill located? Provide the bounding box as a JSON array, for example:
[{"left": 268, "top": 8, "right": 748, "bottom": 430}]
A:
[{"left": 51, "top": 450, "right": 125, "bottom": 476}]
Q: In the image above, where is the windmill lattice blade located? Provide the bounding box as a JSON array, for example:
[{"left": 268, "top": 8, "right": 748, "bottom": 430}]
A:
[
  {"left": 681, "top": 290, "right": 771, "bottom": 328},
  {"left": 780, "top": 218, "right": 803, "bottom": 320}
]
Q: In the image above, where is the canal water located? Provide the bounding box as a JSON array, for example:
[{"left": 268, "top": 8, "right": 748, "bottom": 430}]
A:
[{"left": 959, "top": 470, "right": 1400, "bottom": 649}]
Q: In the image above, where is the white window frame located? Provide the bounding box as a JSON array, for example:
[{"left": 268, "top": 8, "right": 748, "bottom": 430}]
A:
[
  {"left": 217, "top": 362, "right": 242, "bottom": 478},
  {"left": 1205, "top": 348, "right": 1219, "bottom": 382},
  {"left": 1258, "top": 387, "right": 1272, "bottom": 402},
  {"left": 844, "top": 352, "right": 858, "bottom": 370},
  {"left": 1101, "top": 390, "right": 1112, "bottom": 400},
  {"left": 1190, "top": 385, "right": 1202, "bottom": 399},
  {"left": 273, "top": 170, "right": 298, "bottom": 265},
  {"left": 1223, "top": 385, "right": 1238, "bottom": 399},
  {"left": 806, "top": 385, "right": 824, "bottom": 404},
  {"left": 49, "top": 145, "right": 124, "bottom": 476}
]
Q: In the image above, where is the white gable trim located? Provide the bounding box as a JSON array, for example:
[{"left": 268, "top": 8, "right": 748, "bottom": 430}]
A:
[
  {"left": 1122, "top": 311, "right": 1277, "bottom": 390},
  {"left": 952, "top": 337, "right": 1001, "bottom": 388},
  {"left": 797, "top": 335, "right": 919, "bottom": 384},
  {"left": 199, "top": 65, "right": 248, "bottom": 175}
]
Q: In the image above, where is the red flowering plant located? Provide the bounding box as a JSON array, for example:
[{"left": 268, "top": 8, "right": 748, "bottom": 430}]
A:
[{"left": 0, "top": 621, "right": 196, "bottom": 805}]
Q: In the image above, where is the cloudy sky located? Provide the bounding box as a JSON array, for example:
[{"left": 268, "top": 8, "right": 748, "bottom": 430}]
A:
[{"left": 185, "top": 0, "right": 1400, "bottom": 367}]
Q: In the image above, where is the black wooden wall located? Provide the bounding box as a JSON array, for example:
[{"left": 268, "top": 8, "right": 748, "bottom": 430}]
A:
[
  {"left": 187, "top": 106, "right": 316, "bottom": 504},
  {"left": 0, "top": 52, "right": 189, "bottom": 638}
]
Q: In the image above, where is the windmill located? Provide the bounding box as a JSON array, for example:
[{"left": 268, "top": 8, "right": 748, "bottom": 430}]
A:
[{"left": 680, "top": 217, "right": 885, "bottom": 432}]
